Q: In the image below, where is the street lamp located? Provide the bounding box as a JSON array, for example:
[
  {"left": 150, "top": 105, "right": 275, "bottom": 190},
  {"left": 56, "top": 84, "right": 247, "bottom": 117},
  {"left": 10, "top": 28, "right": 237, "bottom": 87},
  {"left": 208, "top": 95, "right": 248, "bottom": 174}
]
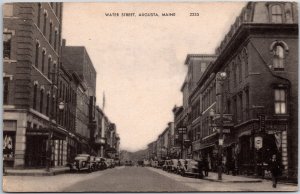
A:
[
  {"left": 46, "top": 100, "right": 64, "bottom": 172},
  {"left": 217, "top": 71, "right": 227, "bottom": 180}
]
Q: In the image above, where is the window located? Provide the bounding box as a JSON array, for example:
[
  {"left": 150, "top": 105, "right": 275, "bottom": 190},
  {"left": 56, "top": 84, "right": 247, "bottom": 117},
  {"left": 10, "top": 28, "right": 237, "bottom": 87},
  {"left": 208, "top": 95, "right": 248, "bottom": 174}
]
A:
[
  {"left": 35, "top": 42, "right": 39, "bottom": 67},
  {"left": 47, "top": 57, "right": 51, "bottom": 79},
  {"left": 43, "top": 12, "right": 47, "bottom": 35},
  {"left": 33, "top": 84, "right": 38, "bottom": 110},
  {"left": 37, "top": 4, "right": 41, "bottom": 28},
  {"left": 233, "top": 62, "right": 237, "bottom": 87},
  {"left": 46, "top": 93, "right": 50, "bottom": 116},
  {"left": 274, "top": 89, "right": 287, "bottom": 114},
  {"left": 245, "top": 89, "right": 250, "bottom": 120},
  {"left": 41, "top": 50, "right": 46, "bottom": 73},
  {"left": 3, "top": 4, "right": 13, "bottom": 17},
  {"left": 271, "top": 5, "right": 283, "bottom": 23},
  {"left": 238, "top": 57, "right": 242, "bottom": 82},
  {"left": 52, "top": 63, "right": 56, "bottom": 83},
  {"left": 200, "top": 62, "right": 207, "bottom": 72},
  {"left": 3, "top": 33, "right": 12, "bottom": 59},
  {"left": 49, "top": 22, "right": 53, "bottom": 44},
  {"left": 40, "top": 89, "right": 44, "bottom": 113},
  {"left": 3, "top": 78, "right": 9, "bottom": 104},
  {"left": 273, "top": 45, "right": 285, "bottom": 71},
  {"left": 239, "top": 93, "right": 243, "bottom": 122},
  {"left": 244, "top": 49, "right": 248, "bottom": 77},
  {"left": 54, "top": 30, "right": 58, "bottom": 51}
]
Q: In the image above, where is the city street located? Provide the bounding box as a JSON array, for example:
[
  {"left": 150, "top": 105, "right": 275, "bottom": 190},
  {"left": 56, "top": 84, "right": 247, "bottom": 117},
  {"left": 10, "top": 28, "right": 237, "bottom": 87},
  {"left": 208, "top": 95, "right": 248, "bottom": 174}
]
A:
[{"left": 3, "top": 166, "right": 297, "bottom": 192}]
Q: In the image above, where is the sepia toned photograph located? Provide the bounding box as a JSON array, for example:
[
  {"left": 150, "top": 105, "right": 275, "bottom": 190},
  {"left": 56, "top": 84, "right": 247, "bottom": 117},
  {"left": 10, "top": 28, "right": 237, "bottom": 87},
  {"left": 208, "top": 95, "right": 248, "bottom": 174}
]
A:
[{"left": 2, "top": 1, "right": 298, "bottom": 192}]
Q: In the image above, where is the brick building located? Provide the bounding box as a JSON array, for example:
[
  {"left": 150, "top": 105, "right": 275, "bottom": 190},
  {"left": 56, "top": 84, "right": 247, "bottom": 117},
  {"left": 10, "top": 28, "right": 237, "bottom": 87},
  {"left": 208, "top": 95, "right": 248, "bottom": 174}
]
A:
[
  {"left": 3, "top": 3, "right": 64, "bottom": 168},
  {"left": 188, "top": 2, "right": 298, "bottom": 179}
]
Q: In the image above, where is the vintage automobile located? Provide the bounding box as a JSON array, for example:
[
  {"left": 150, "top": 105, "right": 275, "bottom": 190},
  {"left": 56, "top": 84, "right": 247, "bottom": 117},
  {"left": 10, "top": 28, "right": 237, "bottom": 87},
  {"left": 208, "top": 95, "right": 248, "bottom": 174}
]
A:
[
  {"left": 151, "top": 160, "right": 158, "bottom": 168},
  {"left": 179, "top": 159, "right": 199, "bottom": 177},
  {"left": 69, "top": 154, "right": 96, "bottom": 172},
  {"left": 162, "top": 160, "right": 172, "bottom": 171},
  {"left": 95, "top": 157, "right": 107, "bottom": 170},
  {"left": 106, "top": 158, "right": 115, "bottom": 168},
  {"left": 170, "top": 159, "right": 179, "bottom": 173},
  {"left": 176, "top": 159, "right": 186, "bottom": 174}
]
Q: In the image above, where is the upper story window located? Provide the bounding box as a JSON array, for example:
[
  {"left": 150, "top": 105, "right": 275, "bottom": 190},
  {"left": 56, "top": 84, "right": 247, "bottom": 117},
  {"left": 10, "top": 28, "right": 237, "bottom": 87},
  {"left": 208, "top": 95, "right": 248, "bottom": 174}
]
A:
[
  {"left": 33, "top": 83, "right": 38, "bottom": 110},
  {"left": 40, "top": 88, "right": 44, "bottom": 113},
  {"left": 35, "top": 41, "right": 40, "bottom": 67},
  {"left": 3, "top": 4, "right": 13, "bottom": 17},
  {"left": 271, "top": 5, "right": 283, "bottom": 23},
  {"left": 274, "top": 88, "right": 287, "bottom": 114},
  {"left": 271, "top": 41, "right": 288, "bottom": 71},
  {"left": 37, "top": 3, "right": 41, "bottom": 28},
  {"left": 3, "top": 33, "right": 12, "bottom": 59},
  {"left": 43, "top": 12, "right": 47, "bottom": 35},
  {"left": 3, "top": 77, "right": 10, "bottom": 105},
  {"left": 41, "top": 49, "right": 46, "bottom": 73},
  {"left": 273, "top": 45, "right": 284, "bottom": 70}
]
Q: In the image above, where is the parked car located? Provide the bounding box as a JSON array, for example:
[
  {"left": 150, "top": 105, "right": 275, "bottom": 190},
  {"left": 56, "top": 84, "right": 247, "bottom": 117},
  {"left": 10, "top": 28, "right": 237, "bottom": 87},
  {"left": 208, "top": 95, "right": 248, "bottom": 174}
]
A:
[
  {"left": 106, "top": 158, "right": 115, "bottom": 168},
  {"left": 69, "top": 154, "right": 95, "bottom": 172},
  {"left": 158, "top": 160, "right": 165, "bottom": 168},
  {"left": 179, "top": 159, "right": 199, "bottom": 177},
  {"left": 95, "top": 157, "right": 107, "bottom": 170},
  {"left": 151, "top": 160, "right": 158, "bottom": 168},
  {"left": 176, "top": 159, "right": 186, "bottom": 174},
  {"left": 162, "top": 160, "right": 172, "bottom": 171},
  {"left": 170, "top": 159, "right": 179, "bottom": 173}
]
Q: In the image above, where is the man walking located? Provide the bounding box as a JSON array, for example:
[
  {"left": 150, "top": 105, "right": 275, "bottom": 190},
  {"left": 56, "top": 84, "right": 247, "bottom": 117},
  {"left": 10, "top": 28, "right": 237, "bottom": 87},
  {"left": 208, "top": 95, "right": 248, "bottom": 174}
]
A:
[{"left": 269, "top": 154, "right": 283, "bottom": 188}]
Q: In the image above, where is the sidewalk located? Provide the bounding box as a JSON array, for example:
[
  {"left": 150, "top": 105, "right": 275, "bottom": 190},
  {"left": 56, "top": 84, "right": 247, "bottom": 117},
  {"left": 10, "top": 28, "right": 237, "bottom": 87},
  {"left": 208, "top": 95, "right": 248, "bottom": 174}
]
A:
[
  {"left": 203, "top": 172, "right": 262, "bottom": 183},
  {"left": 4, "top": 166, "right": 70, "bottom": 176}
]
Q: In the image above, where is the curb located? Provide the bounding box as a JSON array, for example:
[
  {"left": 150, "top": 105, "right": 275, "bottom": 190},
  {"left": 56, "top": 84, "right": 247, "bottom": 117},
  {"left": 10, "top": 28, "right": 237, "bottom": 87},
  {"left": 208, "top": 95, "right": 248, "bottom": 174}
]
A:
[
  {"left": 203, "top": 178, "right": 263, "bottom": 183},
  {"left": 4, "top": 169, "right": 70, "bottom": 176}
]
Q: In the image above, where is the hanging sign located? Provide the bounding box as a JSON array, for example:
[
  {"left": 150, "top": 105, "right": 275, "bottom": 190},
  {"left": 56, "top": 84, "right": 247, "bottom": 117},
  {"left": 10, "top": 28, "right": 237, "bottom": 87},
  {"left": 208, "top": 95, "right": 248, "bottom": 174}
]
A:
[{"left": 254, "top": 136, "right": 263, "bottom": 150}]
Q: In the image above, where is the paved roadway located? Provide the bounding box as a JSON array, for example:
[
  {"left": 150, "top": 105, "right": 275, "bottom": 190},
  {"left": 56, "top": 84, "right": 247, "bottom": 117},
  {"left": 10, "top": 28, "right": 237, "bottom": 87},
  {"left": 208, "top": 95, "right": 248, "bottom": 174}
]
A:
[{"left": 3, "top": 166, "right": 298, "bottom": 192}]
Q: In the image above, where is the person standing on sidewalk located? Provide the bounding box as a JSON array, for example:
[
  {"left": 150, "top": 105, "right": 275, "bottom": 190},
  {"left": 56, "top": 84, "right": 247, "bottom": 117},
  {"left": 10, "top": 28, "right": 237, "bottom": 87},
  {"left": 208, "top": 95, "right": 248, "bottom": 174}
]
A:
[
  {"left": 268, "top": 154, "right": 283, "bottom": 188},
  {"left": 202, "top": 157, "right": 209, "bottom": 177}
]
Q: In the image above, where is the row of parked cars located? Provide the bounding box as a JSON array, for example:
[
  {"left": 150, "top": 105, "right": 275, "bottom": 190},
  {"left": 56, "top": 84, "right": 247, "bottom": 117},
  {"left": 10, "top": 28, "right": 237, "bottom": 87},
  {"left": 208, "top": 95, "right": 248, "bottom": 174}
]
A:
[
  {"left": 152, "top": 159, "right": 201, "bottom": 178},
  {"left": 67, "top": 154, "right": 116, "bottom": 172}
]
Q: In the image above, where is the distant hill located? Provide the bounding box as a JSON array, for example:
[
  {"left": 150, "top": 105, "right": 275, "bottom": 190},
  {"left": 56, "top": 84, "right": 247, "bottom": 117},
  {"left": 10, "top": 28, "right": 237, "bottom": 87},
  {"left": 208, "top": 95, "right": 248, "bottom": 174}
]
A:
[{"left": 119, "top": 149, "right": 148, "bottom": 162}]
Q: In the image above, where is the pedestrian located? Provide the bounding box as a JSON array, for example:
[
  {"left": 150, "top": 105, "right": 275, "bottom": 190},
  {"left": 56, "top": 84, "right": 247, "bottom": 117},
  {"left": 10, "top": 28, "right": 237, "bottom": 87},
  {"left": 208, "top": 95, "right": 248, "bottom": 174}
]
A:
[
  {"left": 202, "top": 157, "right": 209, "bottom": 176},
  {"left": 268, "top": 154, "right": 283, "bottom": 188},
  {"left": 197, "top": 158, "right": 204, "bottom": 179}
]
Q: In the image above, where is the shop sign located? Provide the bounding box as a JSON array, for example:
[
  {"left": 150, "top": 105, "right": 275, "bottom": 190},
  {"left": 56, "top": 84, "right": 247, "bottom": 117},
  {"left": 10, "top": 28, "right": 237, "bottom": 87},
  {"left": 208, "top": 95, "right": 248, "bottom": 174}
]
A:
[{"left": 254, "top": 136, "right": 263, "bottom": 149}]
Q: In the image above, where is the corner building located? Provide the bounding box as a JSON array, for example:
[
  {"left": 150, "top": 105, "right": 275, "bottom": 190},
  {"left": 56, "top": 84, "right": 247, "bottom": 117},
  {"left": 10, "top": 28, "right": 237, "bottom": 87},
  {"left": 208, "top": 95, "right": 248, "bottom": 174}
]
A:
[
  {"left": 3, "top": 3, "right": 64, "bottom": 168},
  {"left": 192, "top": 2, "right": 298, "bottom": 179}
]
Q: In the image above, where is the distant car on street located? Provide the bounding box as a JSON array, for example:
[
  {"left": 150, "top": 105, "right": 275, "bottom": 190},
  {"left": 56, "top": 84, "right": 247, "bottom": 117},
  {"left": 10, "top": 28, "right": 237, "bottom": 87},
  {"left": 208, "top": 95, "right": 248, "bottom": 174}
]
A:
[
  {"left": 151, "top": 160, "right": 158, "bottom": 168},
  {"left": 162, "top": 160, "right": 172, "bottom": 171},
  {"left": 125, "top": 160, "right": 133, "bottom": 166},
  {"left": 95, "top": 157, "right": 107, "bottom": 170},
  {"left": 176, "top": 159, "right": 186, "bottom": 174}
]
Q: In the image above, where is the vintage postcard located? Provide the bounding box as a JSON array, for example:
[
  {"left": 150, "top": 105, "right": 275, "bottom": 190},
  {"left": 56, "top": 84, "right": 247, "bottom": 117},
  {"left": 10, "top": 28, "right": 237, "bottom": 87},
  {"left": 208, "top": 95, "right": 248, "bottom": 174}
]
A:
[{"left": 2, "top": 1, "right": 298, "bottom": 192}]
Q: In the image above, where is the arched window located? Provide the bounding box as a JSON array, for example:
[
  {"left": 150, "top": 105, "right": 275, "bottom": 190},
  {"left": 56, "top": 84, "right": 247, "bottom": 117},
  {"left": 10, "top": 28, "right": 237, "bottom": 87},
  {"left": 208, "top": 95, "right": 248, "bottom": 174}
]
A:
[
  {"left": 271, "top": 5, "right": 283, "bottom": 23},
  {"left": 43, "top": 12, "right": 47, "bottom": 35},
  {"left": 49, "top": 22, "right": 53, "bottom": 44},
  {"left": 37, "top": 3, "right": 41, "bottom": 28},
  {"left": 273, "top": 45, "right": 285, "bottom": 71},
  {"left": 33, "top": 84, "right": 38, "bottom": 110},
  {"left": 41, "top": 49, "right": 46, "bottom": 73},
  {"left": 35, "top": 42, "right": 40, "bottom": 67},
  {"left": 46, "top": 93, "right": 50, "bottom": 116},
  {"left": 40, "top": 88, "right": 44, "bottom": 113},
  {"left": 47, "top": 57, "right": 52, "bottom": 79}
]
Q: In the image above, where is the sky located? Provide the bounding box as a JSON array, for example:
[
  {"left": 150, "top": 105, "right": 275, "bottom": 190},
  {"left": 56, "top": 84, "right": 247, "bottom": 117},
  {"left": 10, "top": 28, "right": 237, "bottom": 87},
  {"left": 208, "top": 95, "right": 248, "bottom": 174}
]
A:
[{"left": 62, "top": 2, "right": 246, "bottom": 152}]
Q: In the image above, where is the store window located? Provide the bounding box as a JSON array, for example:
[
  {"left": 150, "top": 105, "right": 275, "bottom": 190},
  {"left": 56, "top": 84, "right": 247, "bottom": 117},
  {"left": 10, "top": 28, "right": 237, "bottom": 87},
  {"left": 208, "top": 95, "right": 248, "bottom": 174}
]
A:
[{"left": 3, "top": 131, "right": 16, "bottom": 161}]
